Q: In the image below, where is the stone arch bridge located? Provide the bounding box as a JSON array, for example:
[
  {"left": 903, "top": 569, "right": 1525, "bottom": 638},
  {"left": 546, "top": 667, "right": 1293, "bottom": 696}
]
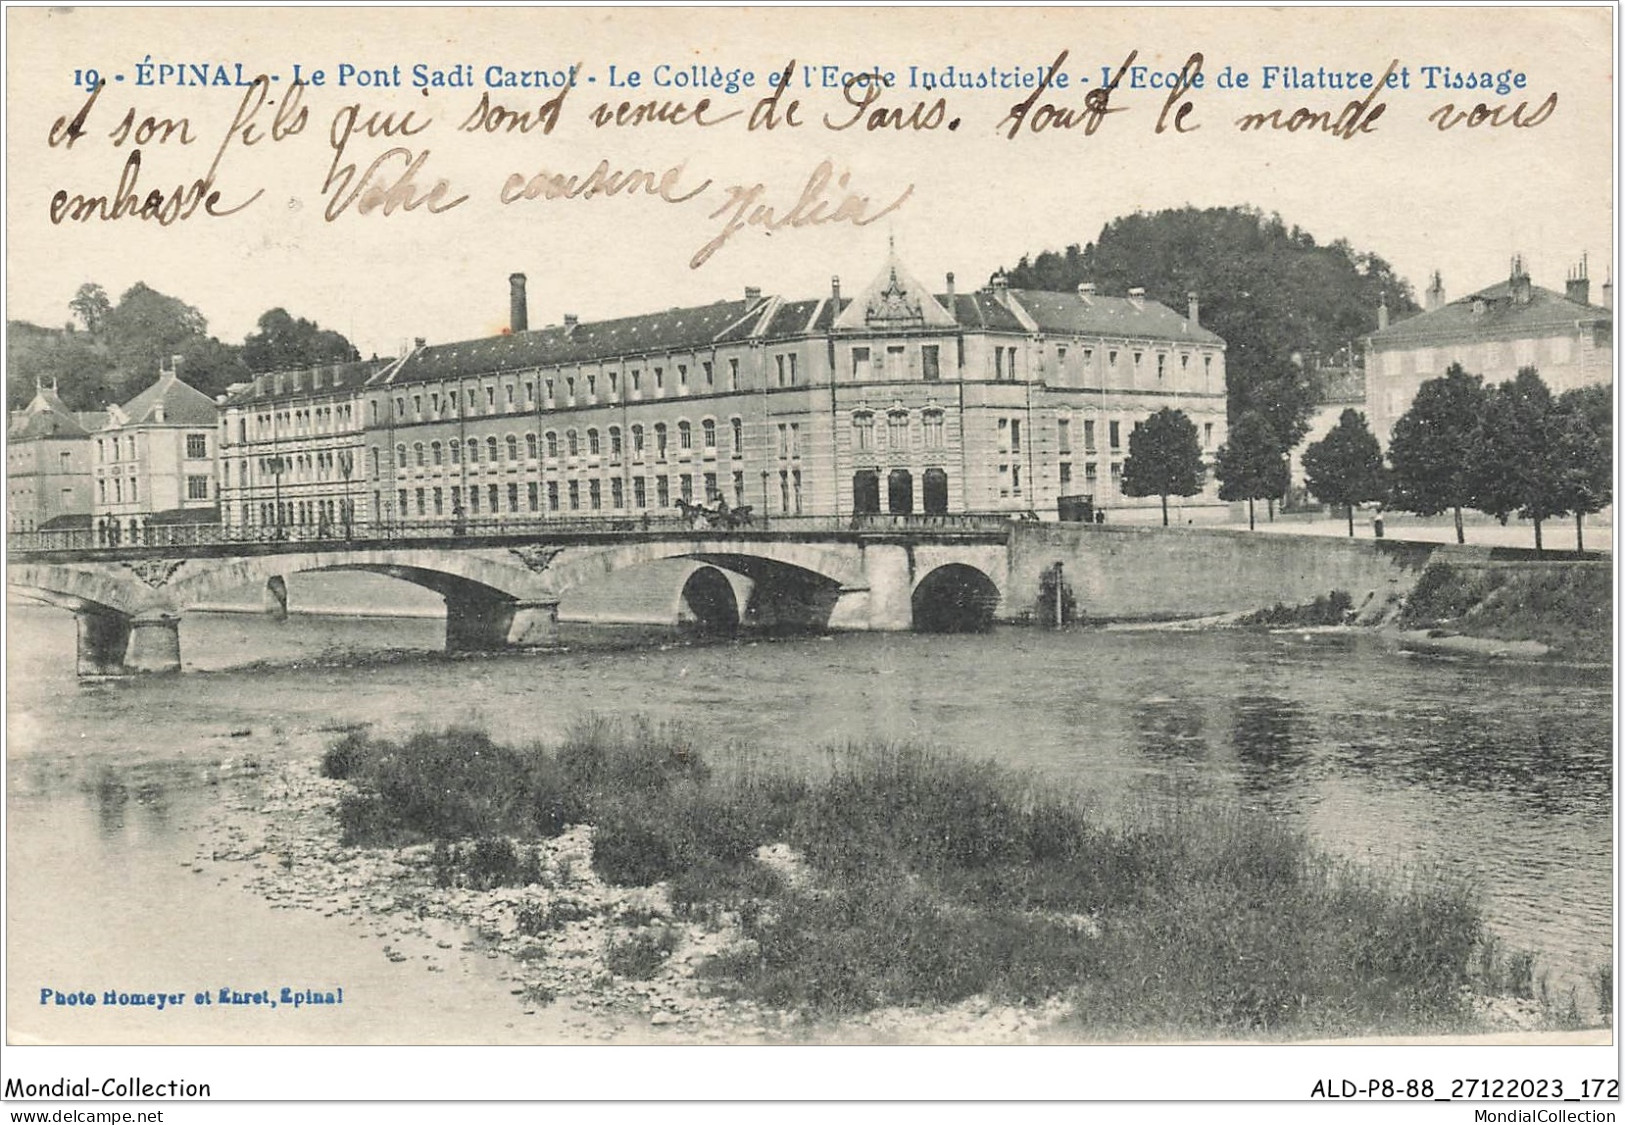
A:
[{"left": 7, "top": 529, "right": 1012, "bottom": 676}]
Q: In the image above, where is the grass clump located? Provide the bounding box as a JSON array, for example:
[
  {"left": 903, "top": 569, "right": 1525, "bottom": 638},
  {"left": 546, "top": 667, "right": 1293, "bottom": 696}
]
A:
[
  {"left": 321, "top": 718, "right": 1530, "bottom": 1037},
  {"left": 1240, "top": 590, "right": 1354, "bottom": 628}
]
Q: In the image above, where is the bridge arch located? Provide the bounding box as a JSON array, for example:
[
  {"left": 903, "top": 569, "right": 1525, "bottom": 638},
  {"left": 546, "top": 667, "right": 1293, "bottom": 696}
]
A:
[
  {"left": 911, "top": 562, "right": 1002, "bottom": 633},
  {"left": 677, "top": 566, "right": 741, "bottom": 635}
]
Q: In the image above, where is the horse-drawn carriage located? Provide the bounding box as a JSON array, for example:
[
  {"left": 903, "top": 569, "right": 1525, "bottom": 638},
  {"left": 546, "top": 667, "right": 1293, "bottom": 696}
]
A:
[{"left": 675, "top": 498, "right": 754, "bottom": 530}]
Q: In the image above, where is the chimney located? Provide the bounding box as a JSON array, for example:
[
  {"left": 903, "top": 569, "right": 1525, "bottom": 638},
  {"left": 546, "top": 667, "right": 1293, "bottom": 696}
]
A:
[
  {"left": 744, "top": 286, "right": 762, "bottom": 303},
  {"left": 414, "top": 336, "right": 426, "bottom": 350},
  {"left": 1077, "top": 282, "right": 1096, "bottom": 300},
  {"left": 1426, "top": 270, "right": 1445, "bottom": 312},
  {"left": 831, "top": 276, "right": 841, "bottom": 304},
  {"left": 1510, "top": 254, "right": 1532, "bottom": 305},
  {"left": 563, "top": 313, "right": 578, "bottom": 332},
  {"left": 1187, "top": 291, "right": 1199, "bottom": 324},
  {"left": 945, "top": 272, "right": 955, "bottom": 302},
  {"left": 1565, "top": 256, "right": 1590, "bottom": 306},
  {"left": 1377, "top": 293, "right": 1389, "bottom": 331},
  {"left": 509, "top": 273, "right": 528, "bottom": 333},
  {"left": 990, "top": 271, "right": 1009, "bottom": 306}
]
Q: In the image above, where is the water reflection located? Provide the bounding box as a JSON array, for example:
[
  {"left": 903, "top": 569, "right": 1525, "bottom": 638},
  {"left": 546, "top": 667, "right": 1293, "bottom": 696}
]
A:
[
  {"left": 1230, "top": 695, "right": 1313, "bottom": 793},
  {"left": 1131, "top": 699, "right": 1208, "bottom": 762}
]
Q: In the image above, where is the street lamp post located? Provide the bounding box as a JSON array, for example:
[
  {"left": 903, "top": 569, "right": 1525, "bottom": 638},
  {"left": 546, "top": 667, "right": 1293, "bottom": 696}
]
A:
[
  {"left": 337, "top": 449, "right": 354, "bottom": 539},
  {"left": 267, "top": 454, "right": 287, "bottom": 539}
]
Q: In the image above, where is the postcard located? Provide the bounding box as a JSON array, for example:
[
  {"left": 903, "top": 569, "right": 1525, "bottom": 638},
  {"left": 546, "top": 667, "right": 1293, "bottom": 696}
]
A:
[{"left": 3, "top": 4, "right": 1615, "bottom": 1116}]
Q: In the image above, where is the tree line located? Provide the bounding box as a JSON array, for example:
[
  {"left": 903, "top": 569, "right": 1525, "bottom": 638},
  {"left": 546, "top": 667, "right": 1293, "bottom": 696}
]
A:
[
  {"left": 1119, "top": 367, "right": 1611, "bottom": 552},
  {"left": 8, "top": 282, "right": 359, "bottom": 413}
]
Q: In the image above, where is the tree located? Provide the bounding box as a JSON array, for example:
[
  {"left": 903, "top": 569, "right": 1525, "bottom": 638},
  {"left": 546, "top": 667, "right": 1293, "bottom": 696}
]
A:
[
  {"left": 1471, "top": 367, "right": 1565, "bottom": 551},
  {"left": 242, "top": 308, "right": 359, "bottom": 373},
  {"left": 69, "top": 282, "right": 111, "bottom": 334},
  {"left": 1387, "top": 364, "right": 1487, "bottom": 544},
  {"left": 1215, "top": 411, "right": 1289, "bottom": 530},
  {"left": 1553, "top": 384, "right": 1612, "bottom": 551},
  {"left": 101, "top": 282, "right": 210, "bottom": 383},
  {"left": 1120, "top": 407, "right": 1205, "bottom": 526},
  {"left": 1000, "top": 206, "right": 1418, "bottom": 442},
  {"left": 1301, "top": 409, "right": 1389, "bottom": 536}
]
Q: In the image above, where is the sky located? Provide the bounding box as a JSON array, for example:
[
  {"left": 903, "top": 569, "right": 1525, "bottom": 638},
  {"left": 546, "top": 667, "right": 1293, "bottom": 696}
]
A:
[{"left": 6, "top": 6, "right": 1614, "bottom": 364}]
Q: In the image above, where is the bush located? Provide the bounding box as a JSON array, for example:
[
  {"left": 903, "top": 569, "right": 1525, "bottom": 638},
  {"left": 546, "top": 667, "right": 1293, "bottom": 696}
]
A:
[{"left": 605, "top": 925, "right": 681, "bottom": 980}]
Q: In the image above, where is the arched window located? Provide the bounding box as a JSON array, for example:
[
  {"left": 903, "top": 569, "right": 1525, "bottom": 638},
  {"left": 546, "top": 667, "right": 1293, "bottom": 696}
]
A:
[
  {"left": 923, "top": 468, "right": 949, "bottom": 514},
  {"left": 546, "top": 431, "right": 558, "bottom": 458},
  {"left": 506, "top": 435, "right": 518, "bottom": 462},
  {"left": 567, "top": 429, "right": 579, "bottom": 457},
  {"left": 370, "top": 447, "right": 380, "bottom": 477},
  {"left": 395, "top": 443, "right": 407, "bottom": 468},
  {"left": 414, "top": 443, "right": 425, "bottom": 467},
  {"left": 450, "top": 439, "right": 462, "bottom": 464},
  {"left": 431, "top": 441, "right": 442, "bottom": 465},
  {"left": 486, "top": 436, "right": 499, "bottom": 462},
  {"left": 852, "top": 412, "right": 875, "bottom": 452},
  {"left": 731, "top": 417, "right": 743, "bottom": 456},
  {"left": 702, "top": 419, "right": 716, "bottom": 451},
  {"left": 631, "top": 424, "right": 645, "bottom": 458},
  {"left": 587, "top": 428, "right": 600, "bottom": 455},
  {"left": 655, "top": 423, "right": 668, "bottom": 459},
  {"left": 678, "top": 421, "right": 692, "bottom": 450},
  {"left": 525, "top": 433, "right": 538, "bottom": 460},
  {"left": 609, "top": 426, "right": 622, "bottom": 459},
  {"left": 922, "top": 410, "right": 945, "bottom": 449},
  {"left": 467, "top": 437, "right": 480, "bottom": 463}
]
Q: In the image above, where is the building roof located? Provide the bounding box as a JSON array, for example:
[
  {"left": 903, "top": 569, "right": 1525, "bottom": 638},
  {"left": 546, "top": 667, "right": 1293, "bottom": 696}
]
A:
[
  {"left": 109, "top": 369, "right": 217, "bottom": 427},
  {"left": 1367, "top": 279, "right": 1612, "bottom": 347},
  {"left": 8, "top": 384, "right": 91, "bottom": 440},
  {"left": 225, "top": 358, "right": 392, "bottom": 407},
  {"left": 380, "top": 298, "right": 770, "bottom": 387},
  {"left": 1005, "top": 289, "right": 1225, "bottom": 346}
]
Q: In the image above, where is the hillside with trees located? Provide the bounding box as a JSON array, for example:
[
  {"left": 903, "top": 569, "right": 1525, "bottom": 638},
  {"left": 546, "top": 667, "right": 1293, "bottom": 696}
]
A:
[
  {"left": 999, "top": 206, "right": 1419, "bottom": 452},
  {"left": 7, "top": 283, "right": 358, "bottom": 413}
]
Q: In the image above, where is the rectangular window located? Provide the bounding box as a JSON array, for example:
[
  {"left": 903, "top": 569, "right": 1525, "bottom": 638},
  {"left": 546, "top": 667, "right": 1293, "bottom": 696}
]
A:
[
  {"left": 1109, "top": 421, "right": 1121, "bottom": 450},
  {"left": 399, "top": 488, "right": 410, "bottom": 515},
  {"left": 703, "top": 361, "right": 714, "bottom": 386},
  {"left": 922, "top": 345, "right": 940, "bottom": 381},
  {"left": 852, "top": 346, "right": 872, "bottom": 381},
  {"left": 186, "top": 433, "right": 208, "bottom": 459},
  {"left": 1085, "top": 462, "right": 1098, "bottom": 485},
  {"left": 1011, "top": 419, "right": 1021, "bottom": 453},
  {"left": 611, "top": 478, "right": 624, "bottom": 509},
  {"left": 790, "top": 422, "right": 800, "bottom": 459},
  {"left": 733, "top": 470, "right": 745, "bottom": 506},
  {"left": 775, "top": 355, "right": 786, "bottom": 387},
  {"left": 1059, "top": 462, "right": 1073, "bottom": 488},
  {"left": 568, "top": 481, "right": 580, "bottom": 510},
  {"left": 777, "top": 423, "right": 788, "bottom": 459},
  {"left": 995, "top": 348, "right": 1004, "bottom": 379},
  {"left": 1057, "top": 418, "right": 1071, "bottom": 454},
  {"left": 657, "top": 476, "right": 670, "bottom": 507},
  {"left": 548, "top": 482, "right": 559, "bottom": 512},
  {"left": 704, "top": 472, "right": 718, "bottom": 502},
  {"left": 433, "top": 487, "right": 444, "bottom": 515},
  {"left": 678, "top": 364, "right": 688, "bottom": 389},
  {"left": 681, "top": 475, "right": 693, "bottom": 503},
  {"left": 508, "top": 483, "right": 519, "bottom": 512},
  {"left": 1084, "top": 419, "right": 1096, "bottom": 453},
  {"left": 728, "top": 358, "right": 740, "bottom": 390},
  {"left": 634, "top": 477, "right": 647, "bottom": 508},
  {"left": 589, "top": 480, "right": 601, "bottom": 510},
  {"left": 887, "top": 345, "right": 905, "bottom": 379},
  {"left": 1203, "top": 423, "right": 1214, "bottom": 450},
  {"left": 186, "top": 475, "right": 209, "bottom": 500},
  {"left": 527, "top": 482, "right": 539, "bottom": 512}
]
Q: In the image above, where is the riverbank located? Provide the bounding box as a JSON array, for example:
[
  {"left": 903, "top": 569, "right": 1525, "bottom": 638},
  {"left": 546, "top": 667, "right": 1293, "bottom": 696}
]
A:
[
  {"left": 1393, "top": 562, "right": 1612, "bottom": 664},
  {"left": 196, "top": 720, "right": 1601, "bottom": 1044}
]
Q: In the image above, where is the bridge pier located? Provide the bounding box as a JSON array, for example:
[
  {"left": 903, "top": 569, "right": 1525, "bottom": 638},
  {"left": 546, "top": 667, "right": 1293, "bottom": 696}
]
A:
[
  {"left": 444, "top": 594, "right": 559, "bottom": 652},
  {"left": 827, "top": 544, "right": 914, "bottom": 631},
  {"left": 75, "top": 611, "right": 131, "bottom": 677},
  {"left": 263, "top": 575, "right": 289, "bottom": 621},
  {"left": 125, "top": 613, "right": 182, "bottom": 674}
]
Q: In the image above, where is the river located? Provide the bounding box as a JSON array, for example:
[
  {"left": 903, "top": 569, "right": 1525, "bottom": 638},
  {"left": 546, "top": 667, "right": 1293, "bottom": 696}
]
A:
[{"left": 5, "top": 591, "right": 1613, "bottom": 1043}]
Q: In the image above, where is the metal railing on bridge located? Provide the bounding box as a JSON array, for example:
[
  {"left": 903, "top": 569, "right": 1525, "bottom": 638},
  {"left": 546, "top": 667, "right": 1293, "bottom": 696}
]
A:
[{"left": 7, "top": 511, "right": 1017, "bottom": 554}]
